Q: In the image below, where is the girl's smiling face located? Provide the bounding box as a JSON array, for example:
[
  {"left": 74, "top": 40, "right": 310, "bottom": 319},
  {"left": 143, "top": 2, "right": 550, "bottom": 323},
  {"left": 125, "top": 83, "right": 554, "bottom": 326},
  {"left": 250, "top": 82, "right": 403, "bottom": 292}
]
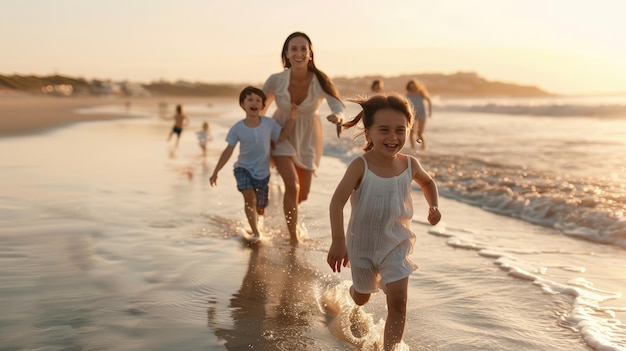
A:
[{"left": 366, "top": 108, "right": 409, "bottom": 156}]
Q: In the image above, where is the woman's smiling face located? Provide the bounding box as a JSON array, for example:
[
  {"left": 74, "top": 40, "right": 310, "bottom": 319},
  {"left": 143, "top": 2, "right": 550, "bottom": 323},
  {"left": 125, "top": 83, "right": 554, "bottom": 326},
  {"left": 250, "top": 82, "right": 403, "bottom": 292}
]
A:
[{"left": 285, "top": 36, "right": 311, "bottom": 68}]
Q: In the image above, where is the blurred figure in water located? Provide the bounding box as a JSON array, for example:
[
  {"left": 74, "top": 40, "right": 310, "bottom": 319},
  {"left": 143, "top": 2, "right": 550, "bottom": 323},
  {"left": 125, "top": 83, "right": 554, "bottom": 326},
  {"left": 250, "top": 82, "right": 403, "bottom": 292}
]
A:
[
  {"left": 196, "top": 121, "right": 213, "bottom": 157},
  {"left": 370, "top": 79, "right": 384, "bottom": 95},
  {"left": 166, "top": 104, "right": 189, "bottom": 149},
  {"left": 405, "top": 79, "right": 432, "bottom": 151}
]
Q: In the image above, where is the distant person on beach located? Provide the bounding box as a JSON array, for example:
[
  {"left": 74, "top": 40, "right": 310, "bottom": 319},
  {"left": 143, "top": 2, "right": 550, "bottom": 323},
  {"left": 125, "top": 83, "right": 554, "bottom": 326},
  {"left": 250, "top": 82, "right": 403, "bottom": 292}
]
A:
[
  {"left": 210, "top": 86, "right": 297, "bottom": 240},
  {"left": 370, "top": 79, "right": 384, "bottom": 95},
  {"left": 326, "top": 93, "right": 441, "bottom": 350},
  {"left": 167, "top": 104, "right": 189, "bottom": 149},
  {"left": 262, "top": 31, "right": 345, "bottom": 243},
  {"left": 196, "top": 121, "right": 213, "bottom": 157},
  {"left": 405, "top": 79, "right": 432, "bottom": 150}
]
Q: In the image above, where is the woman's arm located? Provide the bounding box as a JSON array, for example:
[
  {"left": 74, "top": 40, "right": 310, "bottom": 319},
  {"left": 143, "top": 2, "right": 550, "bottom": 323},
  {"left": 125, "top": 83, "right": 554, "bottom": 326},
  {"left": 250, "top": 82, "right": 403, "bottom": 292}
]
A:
[{"left": 277, "top": 104, "right": 298, "bottom": 141}]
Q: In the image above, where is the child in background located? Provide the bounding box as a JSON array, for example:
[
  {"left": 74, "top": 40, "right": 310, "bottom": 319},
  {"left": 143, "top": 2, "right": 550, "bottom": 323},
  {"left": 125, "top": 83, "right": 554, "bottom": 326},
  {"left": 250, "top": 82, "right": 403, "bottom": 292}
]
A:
[
  {"left": 210, "top": 86, "right": 297, "bottom": 241},
  {"left": 196, "top": 121, "right": 213, "bottom": 157},
  {"left": 167, "top": 104, "right": 189, "bottom": 149},
  {"left": 326, "top": 93, "right": 441, "bottom": 350}
]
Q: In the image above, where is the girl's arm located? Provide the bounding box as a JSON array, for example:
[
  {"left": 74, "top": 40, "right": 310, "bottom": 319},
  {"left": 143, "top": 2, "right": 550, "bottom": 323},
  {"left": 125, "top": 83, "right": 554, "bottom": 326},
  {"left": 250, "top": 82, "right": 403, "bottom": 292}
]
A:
[
  {"left": 327, "top": 158, "right": 364, "bottom": 272},
  {"left": 410, "top": 156, "right": 441, "bottom": 225}
]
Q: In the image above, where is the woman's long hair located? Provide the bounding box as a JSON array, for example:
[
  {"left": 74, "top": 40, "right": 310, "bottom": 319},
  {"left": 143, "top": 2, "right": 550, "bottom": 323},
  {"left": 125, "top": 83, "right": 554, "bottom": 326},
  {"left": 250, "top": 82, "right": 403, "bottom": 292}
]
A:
[
  {"left": 406, "top": 79, "right": 430, "bottom": 98},
  {"left": 281, "top": 32, "right": 343, "bottom": 105}
]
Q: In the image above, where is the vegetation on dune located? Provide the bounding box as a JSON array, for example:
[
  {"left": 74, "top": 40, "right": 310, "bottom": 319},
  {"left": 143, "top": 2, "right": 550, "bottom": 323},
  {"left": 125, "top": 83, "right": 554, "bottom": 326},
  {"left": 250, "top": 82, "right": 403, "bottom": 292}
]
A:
[
  {"left": 0, "top": 71, "right": 552, "bottom": 98},
  {"left": 143, "top": 82, "right": 244, "bottom": 97},
  {"left": 0, "top": 74, "right": 90, "bottom": 93}
]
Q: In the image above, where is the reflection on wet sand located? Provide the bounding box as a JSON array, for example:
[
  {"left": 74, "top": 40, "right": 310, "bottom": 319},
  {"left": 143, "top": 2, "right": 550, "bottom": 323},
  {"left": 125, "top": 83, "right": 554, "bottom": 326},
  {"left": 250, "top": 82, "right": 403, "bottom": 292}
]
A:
[{"left": 210, "top": 243, "right": 321, "bottom": 350}]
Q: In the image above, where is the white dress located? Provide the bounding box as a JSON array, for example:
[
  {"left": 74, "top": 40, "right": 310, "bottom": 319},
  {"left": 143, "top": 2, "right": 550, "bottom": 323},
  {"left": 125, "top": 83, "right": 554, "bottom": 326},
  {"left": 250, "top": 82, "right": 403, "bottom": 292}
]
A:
[
  {"left": 346, "top": 155, "right": 418, "bottom": 292},
  {"left": 406, "top": 92, "right": 427, "bottom": 120},
  {"left": 263, "top": 69, "right": 344, "bottom": 171}
]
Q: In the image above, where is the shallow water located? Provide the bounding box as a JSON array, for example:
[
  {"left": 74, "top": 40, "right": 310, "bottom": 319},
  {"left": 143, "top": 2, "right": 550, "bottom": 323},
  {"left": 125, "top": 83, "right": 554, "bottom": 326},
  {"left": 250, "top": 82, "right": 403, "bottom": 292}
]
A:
[{"left": 1, "top": 97, "right": 625, "bottom": 350}]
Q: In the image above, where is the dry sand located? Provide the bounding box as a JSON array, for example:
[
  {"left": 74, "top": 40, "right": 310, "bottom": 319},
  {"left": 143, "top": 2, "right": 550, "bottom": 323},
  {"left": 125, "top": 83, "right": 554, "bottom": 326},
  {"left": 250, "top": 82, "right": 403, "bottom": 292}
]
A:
[{"left": 0, "top": 94, "right": 230, "bottom": 137}]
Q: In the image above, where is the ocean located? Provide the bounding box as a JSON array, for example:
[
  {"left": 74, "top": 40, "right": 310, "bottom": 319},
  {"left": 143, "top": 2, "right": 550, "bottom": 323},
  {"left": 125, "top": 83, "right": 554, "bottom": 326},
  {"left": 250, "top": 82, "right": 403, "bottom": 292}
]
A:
[{"left": 1, "top": 94, "right": 625, "bottom": 350}]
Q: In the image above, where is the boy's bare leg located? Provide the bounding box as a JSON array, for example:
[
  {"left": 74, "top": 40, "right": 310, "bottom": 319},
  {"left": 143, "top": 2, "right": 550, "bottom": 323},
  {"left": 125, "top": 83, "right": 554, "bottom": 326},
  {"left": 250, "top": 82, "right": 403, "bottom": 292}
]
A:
[
  {"left": 241, "top": 189, "right": 260, "bottom": 237},
  {"left": 384, "top": 277, "right": 409, "bottom": 351}
]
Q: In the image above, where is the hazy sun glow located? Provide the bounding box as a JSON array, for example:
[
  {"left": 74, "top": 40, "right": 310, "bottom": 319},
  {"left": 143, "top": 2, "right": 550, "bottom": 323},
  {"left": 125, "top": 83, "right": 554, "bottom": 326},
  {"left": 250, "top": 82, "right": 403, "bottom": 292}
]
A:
[{"left": 2, "top": 0, "right": 625, "bottom": 94}]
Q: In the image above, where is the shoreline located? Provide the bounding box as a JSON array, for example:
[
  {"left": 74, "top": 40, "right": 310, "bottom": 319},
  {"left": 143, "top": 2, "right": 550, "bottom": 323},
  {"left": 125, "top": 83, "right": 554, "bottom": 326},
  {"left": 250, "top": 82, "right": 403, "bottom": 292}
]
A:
[{"left": 0, "top": 94, "right": 232, "bottom": 137}]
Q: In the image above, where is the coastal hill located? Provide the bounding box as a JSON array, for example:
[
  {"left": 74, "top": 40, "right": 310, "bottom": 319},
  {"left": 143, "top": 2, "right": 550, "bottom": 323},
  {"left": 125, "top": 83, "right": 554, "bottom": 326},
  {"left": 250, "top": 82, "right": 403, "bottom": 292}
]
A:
[
  {"left": 0, "top": 71, "right": 552, "bottom": 98},
  {"left": 334, "top": 71, "right": 552, "bottom": 98}
]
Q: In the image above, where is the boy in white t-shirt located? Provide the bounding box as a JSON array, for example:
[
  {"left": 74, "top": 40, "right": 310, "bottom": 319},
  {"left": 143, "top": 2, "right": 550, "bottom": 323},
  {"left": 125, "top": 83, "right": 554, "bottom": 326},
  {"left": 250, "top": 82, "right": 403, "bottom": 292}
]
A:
[{"left": 210, "top": 86, "right": 297, "bottom": 240}]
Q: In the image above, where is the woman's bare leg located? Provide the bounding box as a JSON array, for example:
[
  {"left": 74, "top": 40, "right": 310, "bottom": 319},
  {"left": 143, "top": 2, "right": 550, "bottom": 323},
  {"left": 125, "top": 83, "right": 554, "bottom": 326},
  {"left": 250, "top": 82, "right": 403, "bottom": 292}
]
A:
[
  {"left": 416, "top": 118, "right": 426, "bottom": 150},
  {"left": 273, "top": 156, "right": 300, "bottom": 242},
  {"left": 409, "top": 125, "right": 418, "bottom": 150},
  {"left": 295, "top": 167, "right": 313, "bottom": 204}
]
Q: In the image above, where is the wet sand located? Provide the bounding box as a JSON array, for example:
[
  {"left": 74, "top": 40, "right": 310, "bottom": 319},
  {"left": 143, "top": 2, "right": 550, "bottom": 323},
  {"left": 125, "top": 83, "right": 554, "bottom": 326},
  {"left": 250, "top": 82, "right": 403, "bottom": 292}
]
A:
[{"left": 0, "top": 94, "right": 230, "bottom": 137}]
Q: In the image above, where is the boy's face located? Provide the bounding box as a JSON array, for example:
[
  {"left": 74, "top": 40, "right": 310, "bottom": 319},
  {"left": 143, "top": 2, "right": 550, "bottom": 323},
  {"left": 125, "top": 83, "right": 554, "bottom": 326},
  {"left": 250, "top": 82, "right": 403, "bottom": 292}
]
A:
[{"left": 241, "top": 93, "right": 264, "bottom": 116}]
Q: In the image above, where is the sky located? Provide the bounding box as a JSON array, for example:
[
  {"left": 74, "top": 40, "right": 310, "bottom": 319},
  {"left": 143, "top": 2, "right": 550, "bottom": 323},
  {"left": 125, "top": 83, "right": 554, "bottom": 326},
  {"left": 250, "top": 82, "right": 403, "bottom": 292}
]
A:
[{"left": 1, "top": 0, "right": 626, "bottom": 95}]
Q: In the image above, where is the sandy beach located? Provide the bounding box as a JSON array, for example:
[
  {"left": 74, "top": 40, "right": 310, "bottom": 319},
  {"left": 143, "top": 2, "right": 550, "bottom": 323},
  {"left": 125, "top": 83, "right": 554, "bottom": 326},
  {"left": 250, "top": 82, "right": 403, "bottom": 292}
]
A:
[
  {"left": 1, "top": 95, "right": 625, "bottom": 350},
  {"left": 0, "top": 94, "right": 230, "bottom": 137}
]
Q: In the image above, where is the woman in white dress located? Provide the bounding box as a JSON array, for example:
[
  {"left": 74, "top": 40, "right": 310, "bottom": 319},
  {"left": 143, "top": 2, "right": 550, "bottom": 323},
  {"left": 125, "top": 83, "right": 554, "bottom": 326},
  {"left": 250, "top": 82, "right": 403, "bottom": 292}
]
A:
[
  {"left": 405, "top": 79, "right": 432, "bottom": 150},
  {"left": 263, "top": 32, "right": 345, "bottom": 243}
]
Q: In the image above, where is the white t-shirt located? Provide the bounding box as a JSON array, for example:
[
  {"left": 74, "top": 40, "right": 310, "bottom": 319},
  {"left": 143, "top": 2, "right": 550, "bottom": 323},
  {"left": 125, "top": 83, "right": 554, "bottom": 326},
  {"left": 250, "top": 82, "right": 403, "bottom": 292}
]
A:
[{"left": 225, "top": 116, "right": 282, "bottom": 179}]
